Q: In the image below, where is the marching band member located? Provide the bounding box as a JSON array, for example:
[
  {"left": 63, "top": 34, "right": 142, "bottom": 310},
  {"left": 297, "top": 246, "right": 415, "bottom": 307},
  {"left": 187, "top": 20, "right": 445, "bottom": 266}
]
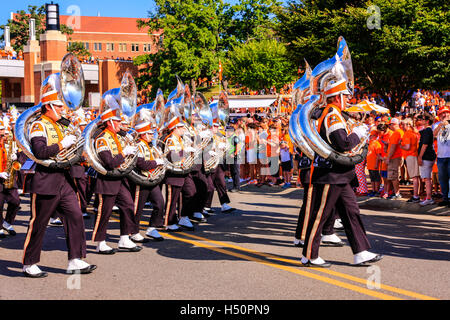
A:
[
  {"left": 22, "top": 76, "right": 96, "bottom": 277},
  {"left": 91, "top": 108, "right": 143, "bottom": 253},
  {"left": 69, "top": 113, "right": 90, "bottom": 219},
  {"left": 0, "top": 121, "right": 21, "bottom": 238},
  {"left": 163, "top": 117, "right": 197, "bottom": 231},
  {"left": 189, "top": 125, "right": 213, "bottom": 222},
  {"left": 131, "top": 121, "right": 165, "bottom": 241},
  {"left": 204, "top": 121, "right": 235, "bottom": 213},
  {"left": 300, "top": 77, "right": 382, "bottom": 268}
]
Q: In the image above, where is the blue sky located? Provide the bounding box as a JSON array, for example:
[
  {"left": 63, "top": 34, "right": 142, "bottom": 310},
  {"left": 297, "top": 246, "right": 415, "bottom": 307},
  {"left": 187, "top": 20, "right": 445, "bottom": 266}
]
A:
[{"left": 1, "top": 0, "right": 288, "bottom": 34}]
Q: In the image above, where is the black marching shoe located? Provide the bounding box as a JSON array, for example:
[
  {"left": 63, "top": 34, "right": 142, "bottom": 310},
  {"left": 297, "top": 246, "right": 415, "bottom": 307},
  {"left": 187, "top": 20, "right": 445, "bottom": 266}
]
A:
[
  {"left": 66, "top": 265, "right": 97, "bottom": 274},
  {"left": 353, "top": 252, "right": 383, "bottom": 266},
  {"left": 301, "top": 257, "right": 331, "bottom": 268},
  {"left": 23, "top": 270, "right": 48, "bottom": 278},
  {"left": 96, "top": 248, "right": 117, "bottom": 255},
  {"left": 22, "top": 265, "right": 48, "bottom": 278},
  {"left": 321, "top": 241, "right": 345, "bottom": 247},
  {"left": 118, "top": 246, "right": 143, "bottom": 252}
]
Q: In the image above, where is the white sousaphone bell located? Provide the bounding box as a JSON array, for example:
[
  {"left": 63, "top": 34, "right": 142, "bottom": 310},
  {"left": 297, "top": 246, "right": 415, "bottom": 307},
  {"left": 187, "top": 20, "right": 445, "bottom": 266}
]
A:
[
  {"left": 127, "top": 89, "right": 168, "bottom": 187},
  {"left": 296, "top": 36, "right": 368, "bottom": 166},
  {"left": 15, "top": 53, "right": 86, "bottom": 169},
  {"left": 82, "top": 70, "right": 138, "bottom": 177}
]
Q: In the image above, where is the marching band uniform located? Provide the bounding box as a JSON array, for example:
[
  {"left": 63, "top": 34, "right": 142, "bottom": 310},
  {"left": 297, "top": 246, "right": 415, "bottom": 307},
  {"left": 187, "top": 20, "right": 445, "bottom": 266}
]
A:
[
  {"left": 91, "top": 108, "right": 142, "bottom": 253},
  {"left": 190, "top": 126, "right": 214, "bottom": 222},
  {"left": 22, "top": 80, "right": 96, "bottom": 277},
  {"left": 0, "top": 125, "right": 21, "bottom": 238},
  {"left": 131, "top": 121, "right": 165, "bottom": 241},
  {"left": 204, "top": 124, "right": 235, "bottom": 213},
  {"left": 164, "top": 117, "right": 197, "bottom": 231},
  {"left": 294, "top": 166, "right": 344, "bottom": 247},
  {"left": 300, "top": 79, "right": 382, "bottom": 267}
]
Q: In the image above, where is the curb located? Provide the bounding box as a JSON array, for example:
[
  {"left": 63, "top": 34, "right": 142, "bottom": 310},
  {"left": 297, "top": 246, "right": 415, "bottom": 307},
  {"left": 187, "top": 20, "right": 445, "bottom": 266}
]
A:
[
  {"left": 357, "top": 197, "right": 449, "bottom": 216},
  {"left": 236, "top": 184, "right": 449, "bottom": 216}
]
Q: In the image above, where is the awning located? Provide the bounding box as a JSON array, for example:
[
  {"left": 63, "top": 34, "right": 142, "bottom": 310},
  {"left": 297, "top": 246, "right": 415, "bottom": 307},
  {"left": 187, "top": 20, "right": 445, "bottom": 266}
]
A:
[{"left": 211, "top": 98, "right": 276, "bottom": 109}]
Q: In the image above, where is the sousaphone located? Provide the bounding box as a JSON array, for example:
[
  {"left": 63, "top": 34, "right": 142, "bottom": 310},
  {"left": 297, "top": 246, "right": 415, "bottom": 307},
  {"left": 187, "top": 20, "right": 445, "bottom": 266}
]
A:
[
  {"left": 15, "top": 53, "right": 85, "bottom": 169},
  {"left": 82, "top": 71, "right": 138, "bottom": 177},
  {"left": 297, "top": 37, "right": 368, "bottom": 166}
]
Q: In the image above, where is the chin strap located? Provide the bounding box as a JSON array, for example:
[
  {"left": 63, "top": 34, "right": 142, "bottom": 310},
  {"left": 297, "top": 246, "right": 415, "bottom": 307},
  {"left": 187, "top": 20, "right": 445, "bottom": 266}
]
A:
[{"left": 49, "top": 103, "right": 59, "bottom": 119}]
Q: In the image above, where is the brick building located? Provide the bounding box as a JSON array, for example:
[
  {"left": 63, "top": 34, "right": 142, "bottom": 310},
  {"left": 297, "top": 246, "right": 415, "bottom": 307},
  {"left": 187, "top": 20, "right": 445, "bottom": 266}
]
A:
[
  {"left": 0, "top": 4, "right": 160, "bottom": 110},
  {"left": 60, "top": 15, "right": 161, "bottom": 60}
]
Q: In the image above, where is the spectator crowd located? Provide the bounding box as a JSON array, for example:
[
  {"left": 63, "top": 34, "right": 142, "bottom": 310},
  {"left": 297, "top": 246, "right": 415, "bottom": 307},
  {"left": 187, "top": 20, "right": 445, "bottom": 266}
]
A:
[{"left": 222, "top": 90, "right": 450, "bottom": 210}]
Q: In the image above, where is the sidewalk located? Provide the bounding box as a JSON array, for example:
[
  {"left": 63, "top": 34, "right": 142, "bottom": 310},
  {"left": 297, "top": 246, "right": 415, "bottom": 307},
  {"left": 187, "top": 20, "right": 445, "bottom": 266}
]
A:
[{"left": 236, "top": 179, "right": 449, "bottom": 216}]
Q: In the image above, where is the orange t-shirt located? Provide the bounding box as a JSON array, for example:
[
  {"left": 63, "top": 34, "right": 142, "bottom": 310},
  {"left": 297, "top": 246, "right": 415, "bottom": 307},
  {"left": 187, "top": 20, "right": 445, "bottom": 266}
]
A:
[
  {"left": 283, "top": 133, "right": 294, "bottom": 154},
  {"left": 0, "top": 145, "right": 6, "bottom": 172},
  {"left": 379, "top": 130, "right": 392, "bottom": 171},
  {"left": 388, "top": 129, "right": 404, "bottom": 159},
  {"left": 367, "top": 139, "right": 382, "bottom": 171},
  {"left": 401, "top": 129, "right": 418, "bottom": 158}
]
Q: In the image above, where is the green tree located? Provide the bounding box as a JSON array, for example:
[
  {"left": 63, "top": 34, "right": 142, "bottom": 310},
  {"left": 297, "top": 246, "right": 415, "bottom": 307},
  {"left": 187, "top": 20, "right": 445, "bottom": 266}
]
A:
[
  {"left": 135, "top": 0, "right": 226, "bottom": 97},
  {"left": 1, "top": 5, "right": 73, "bottom": 52},
  {"left": 226, "top": 0, "right": 282, "bottom": 44},
  {"left": 224, "top": 39, "right": 296, "bottom": 90},
  {"left": 67, "top": 42, "right": 91, "bottom": 60},
  {"left": 276, "top": 0, "right": 450, "bottom": 114}
]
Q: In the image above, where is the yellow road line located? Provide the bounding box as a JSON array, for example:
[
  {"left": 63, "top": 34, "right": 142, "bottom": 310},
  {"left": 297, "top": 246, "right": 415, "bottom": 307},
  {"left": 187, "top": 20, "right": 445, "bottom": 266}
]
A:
[
  {"left": 161, "top": 232, "right": 400, "bottom": 300},
  {"left": 178, "top": 232, "right": 438, "bottom": 300},
  {"left": 109, "top": 213, "right": 437, "bottom": 300}
]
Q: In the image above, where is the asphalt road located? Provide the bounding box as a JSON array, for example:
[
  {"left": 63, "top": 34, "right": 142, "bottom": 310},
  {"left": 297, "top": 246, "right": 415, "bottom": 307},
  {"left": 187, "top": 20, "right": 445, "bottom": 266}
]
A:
[{"left": 1, "top": 185, "right": 449, "bottom": 301}]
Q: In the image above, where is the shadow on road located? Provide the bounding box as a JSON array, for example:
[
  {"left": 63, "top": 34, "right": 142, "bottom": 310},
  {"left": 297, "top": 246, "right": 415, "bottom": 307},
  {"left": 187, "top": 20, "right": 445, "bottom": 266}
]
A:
[{"left": 1, "top": 189, "right": 449, "bottom": 278}]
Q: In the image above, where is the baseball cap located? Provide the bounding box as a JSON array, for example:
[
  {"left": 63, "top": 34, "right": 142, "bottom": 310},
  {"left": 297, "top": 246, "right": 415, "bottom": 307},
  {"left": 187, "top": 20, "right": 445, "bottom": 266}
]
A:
[{"left": 389, "top": 118, "right": 399, "bottom": 125}]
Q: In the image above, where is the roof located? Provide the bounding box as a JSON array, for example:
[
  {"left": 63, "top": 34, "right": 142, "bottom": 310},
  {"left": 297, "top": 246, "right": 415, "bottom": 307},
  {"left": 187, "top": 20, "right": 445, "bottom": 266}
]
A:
[
  {"left": 59, "top": 16, "right": 156, "bottom": 35},
  {"left": 11, "top": 13, "right": 159, "bottom": 35}
]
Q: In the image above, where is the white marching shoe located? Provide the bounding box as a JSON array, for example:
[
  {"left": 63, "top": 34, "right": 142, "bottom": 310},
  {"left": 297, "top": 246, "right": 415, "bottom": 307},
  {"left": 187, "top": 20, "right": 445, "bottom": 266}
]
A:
[
  {"left": 221, "top": 203, "right": 235, "bottom": 213},
  {"left": 192, "top": 212, "right": 207, "bottom": 223},
  {"left": 146, "top": 227, "right": 164, "bottom": 241},
  {"left": 130, "top": 233, "right": 149, "bottom": 243},
  {"left": 118, "top": 235, "right": 142, "bottom": 252},
  {"left": 321, "top": 234, "right": 345, "bottom": 246},
  {"left": 22, "top": 264, "right": 48, "bottom": 278},
  {"left": 67, "top": 259, "right": 97, "bottom": 274},
  {"left": 353, "top": 250, "right": 383, "bottom": 266},
  {"left": 293, "top": 238, "right": 304, "bottom": 247},
  {"left": 178, "top": 216, "right": 194, "bottom": 230},
  {"left": 334, "top": 218, "right": 344, "bottom": 230},
  {"left": 96, "top": 240, "right": 116, "bottom": 255},
  {"left": 301, "top": 256, "right": 331, "bottom": 268},
  {"left": 49, "top": 217, "right": 63, "bottom": 226},
  {"left": 2, "top": 221, "right": 16, "bottom": 236},
  {"left": 166, "top": 224, "right": 181, "bottom": 232}
]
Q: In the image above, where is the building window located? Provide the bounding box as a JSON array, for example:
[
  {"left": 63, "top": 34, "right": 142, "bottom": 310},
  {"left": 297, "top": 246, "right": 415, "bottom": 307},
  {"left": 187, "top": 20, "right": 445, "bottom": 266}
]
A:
[
  {"left": 143, "top": 44, "right": 151, "bottom": 52},
  {"left": 67, "top": 42, "right": 72, "bottom": 48},
  {"left": 106, "top": 43, "right": 115, "bottom": 52},
  {"left": 131, "top": 44, "right": 139, "bottom": 52},
  {"left": 84, "top": 42, "right": 89, "bottom": 50},
  {"left": 94, "top": 43, "right": 102, "bottom": 51},
  {"left": 119, "top": 43, "right": 127, "bottom": 52}
]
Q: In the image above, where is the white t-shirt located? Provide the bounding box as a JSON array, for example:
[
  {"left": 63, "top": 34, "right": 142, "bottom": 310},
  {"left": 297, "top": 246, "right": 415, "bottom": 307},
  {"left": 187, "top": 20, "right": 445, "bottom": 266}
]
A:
[
  {"left": 280, "top": 147, "right": 291, "bottom": 162},
  {"left": 433, "top": 122, "right": 450, "bottom": 158}
]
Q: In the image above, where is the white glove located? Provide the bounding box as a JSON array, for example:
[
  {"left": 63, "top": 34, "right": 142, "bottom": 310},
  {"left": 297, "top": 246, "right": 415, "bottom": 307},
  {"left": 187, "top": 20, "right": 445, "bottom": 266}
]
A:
[
  {"left": 352, "top": 125, "right": 369, "bottom": 139},
  {"left": 185, "top": 147, "right": 196, "bottom": 153},
  {"left": 199, "top": 130, "right": 211, "bottom": 139},
  {"left": 11, "top": 153, "right": 17, "bottom": 161},
  {"left": 60, "top": 135, "right": 77, "bottom": 149},
  {"left": 123, "top": 145, "right": 137, "bottom": 156},
  {"left": 155, "top": 158, "right": 164, "bottom": 166},
  {"left": 0, "top": 172, "right": 9, "bottom": 179},
  {"left": 208, "top": 150, "right": 217, "bottom": 157}
]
